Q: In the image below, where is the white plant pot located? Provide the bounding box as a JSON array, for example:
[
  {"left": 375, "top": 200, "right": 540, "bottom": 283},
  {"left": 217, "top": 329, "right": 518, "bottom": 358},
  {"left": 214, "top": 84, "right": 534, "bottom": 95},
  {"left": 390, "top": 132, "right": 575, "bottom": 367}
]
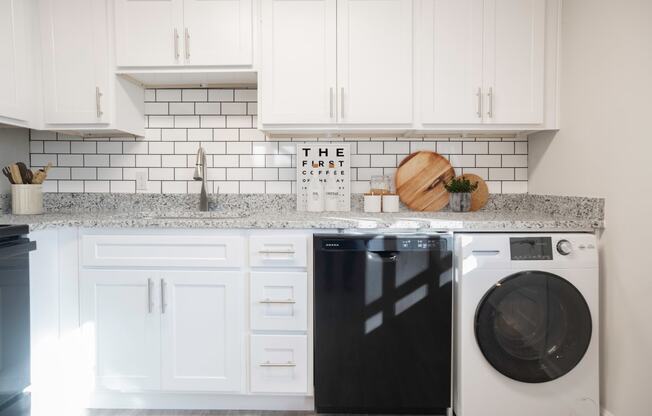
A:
[{"left": 11, "top": 184, "right": 44, "bottom": 215}]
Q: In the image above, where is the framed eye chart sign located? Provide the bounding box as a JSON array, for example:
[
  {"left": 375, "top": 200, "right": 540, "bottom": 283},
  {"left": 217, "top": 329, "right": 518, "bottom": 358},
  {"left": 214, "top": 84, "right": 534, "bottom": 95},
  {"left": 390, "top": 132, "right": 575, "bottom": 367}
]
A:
[{"left": 296, "top": 143, "right": 351, "bottom": 211}]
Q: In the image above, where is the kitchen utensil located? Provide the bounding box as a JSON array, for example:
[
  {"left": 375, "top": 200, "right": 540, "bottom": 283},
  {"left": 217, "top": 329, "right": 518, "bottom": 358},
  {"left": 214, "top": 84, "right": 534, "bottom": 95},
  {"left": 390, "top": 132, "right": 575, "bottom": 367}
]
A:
[
  {"left": 2, "top": 167, "right": 14, "bottom": 184},
  {"left": 395, "top": 151, "right": 456, "bottom": 211},
  {"left": 460, "top": 173, "right": 489, "bottom": 211},
  {"left": 10, "top": 165, "right": 23, "bottom": 185},
  {"left": 16, "top": 163, "right": 32, "bottom": 184},
  {"left": 31, "top": 163, "right": 52, "bottom": 185}
]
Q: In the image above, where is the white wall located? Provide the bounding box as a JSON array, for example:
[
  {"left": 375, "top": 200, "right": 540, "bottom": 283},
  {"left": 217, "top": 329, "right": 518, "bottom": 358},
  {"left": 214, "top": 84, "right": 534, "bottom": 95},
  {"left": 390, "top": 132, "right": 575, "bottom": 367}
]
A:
[
  {"left": 0, "top": 128, "right": 30, "bottom": 193},
  {"left": 529, "top": 0, "right": 652, "bottom": 414}
]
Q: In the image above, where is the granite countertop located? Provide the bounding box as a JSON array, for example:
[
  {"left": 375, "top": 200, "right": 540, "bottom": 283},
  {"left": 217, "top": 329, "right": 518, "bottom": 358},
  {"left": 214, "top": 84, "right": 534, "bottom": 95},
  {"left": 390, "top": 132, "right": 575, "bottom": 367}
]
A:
[{"left": 0, "top": 193, "right": 604, "bottom": 232}]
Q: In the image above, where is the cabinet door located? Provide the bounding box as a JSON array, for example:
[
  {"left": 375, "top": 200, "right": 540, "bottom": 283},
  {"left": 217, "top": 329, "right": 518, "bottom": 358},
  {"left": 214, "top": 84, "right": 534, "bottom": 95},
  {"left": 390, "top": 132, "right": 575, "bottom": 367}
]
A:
[
  {"left": 336, "top": 0, "right": 413, "bottom": 124},
  {"left": 183, "top": 0, "right": 252, "bottom": 66},
  {"left": 261, "top": 0, "right": 337, "bottom": 125},
  {"left": 115, "top": 0, "right": 183, "bottom": 67},
  {"left": 40, "top": 0, "right": 110, "bottom": 124},
  {"left": 0, "top": 0, "right": 28, "bottom": 121},
  {"left": 80, "top": 271, "right": 160, "bottom": 391},
  {"left": 483, "top": 0, "right": 545, "bottom": 124},
  {"left": 160, "top": 271, "right": 243, "bottom": 392},
  {"left": 419, "top": 0, "right": 483, "bottom": 124}
]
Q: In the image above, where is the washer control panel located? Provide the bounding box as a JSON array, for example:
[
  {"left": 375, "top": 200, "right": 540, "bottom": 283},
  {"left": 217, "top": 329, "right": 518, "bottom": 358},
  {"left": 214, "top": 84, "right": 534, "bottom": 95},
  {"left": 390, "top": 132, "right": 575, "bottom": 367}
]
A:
[{"left": 509, "top": 237, "right": 554, "bottom": 260}]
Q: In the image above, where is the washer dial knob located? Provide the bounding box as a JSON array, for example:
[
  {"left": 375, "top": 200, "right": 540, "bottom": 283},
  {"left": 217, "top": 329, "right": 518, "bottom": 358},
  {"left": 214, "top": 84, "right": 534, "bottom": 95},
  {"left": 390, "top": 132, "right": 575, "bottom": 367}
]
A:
[{"left": 557, "top": 239, "right": 573, "bottom": 256}]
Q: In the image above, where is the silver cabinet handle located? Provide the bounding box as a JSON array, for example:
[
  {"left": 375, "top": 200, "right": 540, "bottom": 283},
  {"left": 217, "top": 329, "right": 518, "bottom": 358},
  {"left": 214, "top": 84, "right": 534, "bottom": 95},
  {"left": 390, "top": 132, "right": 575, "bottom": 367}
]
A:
[
  {"left": 147, "top": 278, "right": 153, "bottom": 313},
  {"left": 184, "top": 28, "right": 190, "bottom": 60},
  {"left": 174, "top": 28, "right": 180, "bottom": 60},
  {"left": 340, "top": 87, "right": 344, "bottom": 119},
  {"left": 95, "top": 87, "right": 103, "bottom": 118},
  {"left": 160, "top": 278, "right": 167, "bottom": 314},
  {"left": 259, "top": 249, "right": 296, "bottom": 255},
  {"left": 487, "top": 87, "right": 494, "bottom": 118},
  {"left": 329, "top": 87, "right": 334, "bottom": 119},
  {"left": 476, "top": 87, "right": 483, "bottom": 118},
  {"left": 259, "top": 298, "right": 296, "bottom": 304},
  {"left": 260, "top": 361, "right": 296, "bottom": 367}
]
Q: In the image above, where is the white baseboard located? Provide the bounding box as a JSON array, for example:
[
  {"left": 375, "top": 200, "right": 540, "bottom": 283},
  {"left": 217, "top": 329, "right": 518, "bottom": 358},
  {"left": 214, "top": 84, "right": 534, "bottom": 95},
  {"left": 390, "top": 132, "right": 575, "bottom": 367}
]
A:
[{"left": 601, "top": 408, "right": 615, "bottom": 416}]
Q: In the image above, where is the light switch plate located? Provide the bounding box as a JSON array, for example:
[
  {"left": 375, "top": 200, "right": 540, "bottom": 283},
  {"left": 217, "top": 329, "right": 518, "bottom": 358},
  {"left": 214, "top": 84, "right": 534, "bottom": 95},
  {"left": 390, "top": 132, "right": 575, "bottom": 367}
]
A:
[{"left": 135, "top": 171, "right": 148, "bottom": 191}]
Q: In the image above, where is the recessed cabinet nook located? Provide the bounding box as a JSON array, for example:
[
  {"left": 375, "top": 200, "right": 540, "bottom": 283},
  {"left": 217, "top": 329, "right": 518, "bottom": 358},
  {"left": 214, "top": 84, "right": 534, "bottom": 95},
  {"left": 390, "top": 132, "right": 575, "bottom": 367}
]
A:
[{"left": 0, "top": 0, "right": 559, "bottom": 136}]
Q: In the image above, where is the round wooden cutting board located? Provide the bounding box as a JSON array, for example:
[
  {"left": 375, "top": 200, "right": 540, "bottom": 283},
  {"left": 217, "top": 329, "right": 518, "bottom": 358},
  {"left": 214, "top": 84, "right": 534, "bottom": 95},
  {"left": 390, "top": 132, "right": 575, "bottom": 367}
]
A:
[
  {"left": 395, "top": 151, "right": 456, "bottom": 211},
  {"left": 460, "top": 173, "right": 489, "bottom": 211}
]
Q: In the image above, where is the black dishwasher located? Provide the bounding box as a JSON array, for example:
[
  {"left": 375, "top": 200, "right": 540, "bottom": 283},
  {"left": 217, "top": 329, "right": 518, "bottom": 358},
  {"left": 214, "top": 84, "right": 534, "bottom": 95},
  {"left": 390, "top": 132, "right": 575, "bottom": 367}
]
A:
[{"left": 314, "top": 234, "right": 453, "bottom": 414}]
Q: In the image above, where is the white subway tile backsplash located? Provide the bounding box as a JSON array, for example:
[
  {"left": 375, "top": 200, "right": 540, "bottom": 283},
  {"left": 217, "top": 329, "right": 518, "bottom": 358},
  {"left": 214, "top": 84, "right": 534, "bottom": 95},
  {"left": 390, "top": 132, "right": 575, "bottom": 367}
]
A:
[
  {"left": 156, "top": 89, "right": 181, "bottom": 102},
  {"left": 221, "top": 102, "right": 247, "bottom": 115},
  {"left": 502, "top": 155, "right": 528, "bottom": 168},
  {"left": 200, "top": 116, "right": 226, "bottom": 128},
  {"left": 71, "top": 142, "right": 97, "bottom": 154},
  {"left": 489, "top": 142, "right": 515, "bottom": 154},
  {"left": 97, "top": 142, "right": 123, "bottom": 154},
  {"left": 136, "top": 155, "right": 161, "bottom": 167},
  {"left": 148, "top": 116, "right": 174, "bottom": 128},
  {"left": 44, "top": 141, "right": 70, "bottom": 153},
  {"left": 182, "top": 89, "right": 207, "bottom": 102},
  {"left": 208, "top": 89, "right": 234, "bottom": 102},
  {"left": 235, "top": 89, "right": 257, "bottom": 102},
  {"left": 110, "top": 154, "right": 136, "bottom": 167},
  {"left": 195, "top": 102, "right": 221, "bottom": 115},
  {"left": 71, "top": 168, "right": 96, "bottom": 180},
  {"left": 174, "top": 116, "right": 200, "bottom": 128},
  {"left": 58, "top": 155, "right": 84, "bottom": 167},
  {"left": 31, "top": 88, "right": 528, "bottom": 195}
]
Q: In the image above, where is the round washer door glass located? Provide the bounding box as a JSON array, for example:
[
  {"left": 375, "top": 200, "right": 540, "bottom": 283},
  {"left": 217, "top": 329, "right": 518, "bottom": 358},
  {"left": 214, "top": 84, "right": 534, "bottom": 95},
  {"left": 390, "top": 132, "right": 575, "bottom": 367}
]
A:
[{"left": 475, "top": 271, "right": 592, "bottom": 383}]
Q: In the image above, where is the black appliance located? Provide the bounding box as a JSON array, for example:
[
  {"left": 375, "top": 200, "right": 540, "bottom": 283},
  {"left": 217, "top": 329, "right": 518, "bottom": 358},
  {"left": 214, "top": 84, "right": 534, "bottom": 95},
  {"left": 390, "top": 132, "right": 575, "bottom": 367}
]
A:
[
  {"left": 0, "top": 225, "right": 35, "bottom": 416},
  {"left": 313, "top": 234, "right": 453, "bottom": 414}
]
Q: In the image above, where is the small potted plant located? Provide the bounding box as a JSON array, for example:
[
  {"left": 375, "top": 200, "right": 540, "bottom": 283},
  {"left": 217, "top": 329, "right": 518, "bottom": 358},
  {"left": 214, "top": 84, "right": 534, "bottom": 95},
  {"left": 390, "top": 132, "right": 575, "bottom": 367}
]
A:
[{"left": 445, "top": 176, "right": 478, "bottom": 212}]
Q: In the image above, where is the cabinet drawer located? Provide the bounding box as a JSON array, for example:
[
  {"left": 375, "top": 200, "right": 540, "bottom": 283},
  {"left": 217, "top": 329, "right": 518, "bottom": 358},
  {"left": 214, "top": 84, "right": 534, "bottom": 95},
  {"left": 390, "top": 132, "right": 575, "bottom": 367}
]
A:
[
  {"left": 250, "top": 335, "right": 308, "bottom": 394},
  {"left": 250, "top": 272, "right": 307, "bottom": 331},
  {"left": 249, "top": 235, "right": 308, "bottom": 268},
  {"left": 81, "top": 234, "right": 245, "bottom": 268}
]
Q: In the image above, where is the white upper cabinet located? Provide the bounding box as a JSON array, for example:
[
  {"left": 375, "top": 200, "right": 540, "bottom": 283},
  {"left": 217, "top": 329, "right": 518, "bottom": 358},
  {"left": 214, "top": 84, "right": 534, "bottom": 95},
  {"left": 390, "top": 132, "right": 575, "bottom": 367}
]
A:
[
  {"left": 419, "top": 0, "right": 483, "bottom": 124},
  {"left": 115, "top": 0, "right": 253, "bottom": 68},
  {"left": 183, "top": 0, "right": 253, "bottom": 66},
  {"left": 160, "top": 271, "right": 243, "bottom": 392},
  {"left": 0, "top": 0, "right": 29, "bottom": 124},
  {"left": 40, "top": 0, "right": 110, "bottom": 124},
  {"left": 418, "top": 0, "right": 547, "bottom": 128},
  {"left": 483, "top": 0, "right": 545, "bottom": 124},
  {"left": 115, "top": 0, "right": 183, "bottom": 67},
  {"left": 39, "top": 0, "right": 144, "bottom": 136},
  {"left": 260, "top": 0, "right": 337, "bottom": 125},
  {"left": 261, "top": 0, "right": 413, "bottom": 128},
  {"left": 336, "top": 0, "right": 413, "bottom": 125}
]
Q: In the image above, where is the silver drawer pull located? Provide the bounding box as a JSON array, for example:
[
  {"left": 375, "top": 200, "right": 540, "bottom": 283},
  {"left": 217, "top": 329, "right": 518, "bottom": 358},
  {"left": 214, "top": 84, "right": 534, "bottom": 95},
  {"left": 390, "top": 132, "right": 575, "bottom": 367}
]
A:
[
  {"left": 260, "top": 361, "right": 296, "bottom": 368},
  {"left": 471, "top": 250, "right": 501, "bottom": 256},
  {"left": 259, "top": 250, "right": 296, "bottom": 255},
  {"left": 259, "top": 298, "right": 296, "bottom": 304}
]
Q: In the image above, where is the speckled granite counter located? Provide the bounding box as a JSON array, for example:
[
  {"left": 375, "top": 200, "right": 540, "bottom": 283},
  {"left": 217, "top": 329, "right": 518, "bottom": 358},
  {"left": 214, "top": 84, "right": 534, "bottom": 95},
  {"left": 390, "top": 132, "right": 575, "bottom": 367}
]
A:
[{"left": 0, "top": 193, "right": 604, "bottom": 232}]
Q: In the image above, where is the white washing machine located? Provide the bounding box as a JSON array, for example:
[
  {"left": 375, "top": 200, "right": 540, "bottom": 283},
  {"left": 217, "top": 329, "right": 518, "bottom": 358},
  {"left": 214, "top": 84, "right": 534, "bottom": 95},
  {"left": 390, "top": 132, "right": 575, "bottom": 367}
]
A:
[{"left": 453, "top": 233, "right": 599, "bottom": 416}]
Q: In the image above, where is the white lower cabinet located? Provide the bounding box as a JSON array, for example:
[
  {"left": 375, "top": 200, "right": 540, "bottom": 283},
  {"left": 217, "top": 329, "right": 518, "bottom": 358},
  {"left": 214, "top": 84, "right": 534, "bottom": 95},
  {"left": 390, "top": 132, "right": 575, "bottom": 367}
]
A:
[
  {"left": 251, "top": 272, "right": 308, "bottom": 331},
  {"left": 81, "top": 269, "right": 244, "bottom": 393},
  {"left": 250, "top": 335, "right": 309, "bottom": 394},
  {"left": 81, "top": 270, "right": 161, "bottom": 391},
  {"left": 160, "top": 271, "right": 243, "bottom": 392}
]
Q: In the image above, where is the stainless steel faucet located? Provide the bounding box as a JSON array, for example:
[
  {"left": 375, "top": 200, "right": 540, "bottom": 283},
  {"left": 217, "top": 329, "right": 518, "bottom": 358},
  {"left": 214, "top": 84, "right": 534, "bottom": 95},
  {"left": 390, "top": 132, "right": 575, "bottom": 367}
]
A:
[{"left": 193, "top": 146, "right": 209, "bottom": 211}]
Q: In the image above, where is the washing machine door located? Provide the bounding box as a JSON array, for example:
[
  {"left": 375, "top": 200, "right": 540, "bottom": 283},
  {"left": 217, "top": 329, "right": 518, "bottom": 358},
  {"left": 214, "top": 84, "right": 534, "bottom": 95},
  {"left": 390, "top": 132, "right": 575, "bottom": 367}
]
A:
[{"left": 475, "top": 270, "right": 592, "bottom": 383}]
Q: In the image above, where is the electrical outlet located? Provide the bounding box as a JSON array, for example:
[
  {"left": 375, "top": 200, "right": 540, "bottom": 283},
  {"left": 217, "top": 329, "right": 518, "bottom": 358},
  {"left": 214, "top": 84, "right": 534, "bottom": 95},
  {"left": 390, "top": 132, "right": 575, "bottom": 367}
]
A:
[{"left": 135, "top": 171, "right": 148, "bottom": 191}]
